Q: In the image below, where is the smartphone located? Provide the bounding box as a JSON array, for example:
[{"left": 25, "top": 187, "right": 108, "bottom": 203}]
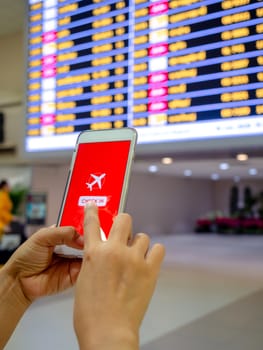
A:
[{"left": 55, "top": 128, "right": 137, "bottom": 257}]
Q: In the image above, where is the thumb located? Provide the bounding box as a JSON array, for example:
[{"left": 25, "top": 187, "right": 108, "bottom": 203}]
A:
[{"left": 32, "top": 226, "right": 84, "bottom": 250}]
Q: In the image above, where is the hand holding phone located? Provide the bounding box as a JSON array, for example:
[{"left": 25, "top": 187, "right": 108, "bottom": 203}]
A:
[{"left": 55, "top": 128, "right": 137, "bottom": 257}]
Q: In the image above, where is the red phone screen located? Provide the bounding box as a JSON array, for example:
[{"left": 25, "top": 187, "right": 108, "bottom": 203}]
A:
[{"left": 59, "top": 140, "right": 131, "bottom": 238}]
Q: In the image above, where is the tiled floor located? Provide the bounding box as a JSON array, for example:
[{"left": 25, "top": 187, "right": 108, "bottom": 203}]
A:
[
  {"left": 142, "top": 288, "right": 263, "bottom": 350},
  {"left": 5, "top": 233, "right": 263, "bottom": 350}
]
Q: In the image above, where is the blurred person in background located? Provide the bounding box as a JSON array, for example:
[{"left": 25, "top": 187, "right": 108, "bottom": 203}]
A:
[{"left": 0, "top": 179, "right": 13, "bottom": 242}]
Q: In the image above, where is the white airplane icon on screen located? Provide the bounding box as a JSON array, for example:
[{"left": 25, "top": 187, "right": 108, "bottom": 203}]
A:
[{"left": 86, "top": 173, "right": 106, "bottom": 191}]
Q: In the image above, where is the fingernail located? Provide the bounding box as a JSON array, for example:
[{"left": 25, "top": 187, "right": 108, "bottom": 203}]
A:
[{"left": 85, "top": 200, "right": 96, "bottom": 208}]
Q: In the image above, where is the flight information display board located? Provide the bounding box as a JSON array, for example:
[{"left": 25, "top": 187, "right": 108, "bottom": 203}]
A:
[{"left": 26, "top": 0, "right": 263, "bottom": 152}]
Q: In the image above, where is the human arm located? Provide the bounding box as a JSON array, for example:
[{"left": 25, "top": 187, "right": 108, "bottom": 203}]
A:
[
  {"left": 74, "top": 203, "right": 165, "bottom": 350},
  {"left": 0, "top": 226, "right": 83, "bottom": 349}
]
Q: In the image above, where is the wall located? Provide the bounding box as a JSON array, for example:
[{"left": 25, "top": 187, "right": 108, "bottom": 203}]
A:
[
  {"left": 214, "top": 179, "right": 263, "bottom": 216},
  {"left": 127, "top": 172, "right": 215, "bottom": 234},
  {"left": 0, "top": 32, "right": 24, "bottom": 95},
  {"left": 0, "top": 32, "right": 25, "bottom": 163},
  {"left": 0, "top": 165, "right": 31, "bottom": 188},
  {"left": 1, "top": 163, "right": 260, "bottom": 236},
  {"left": 29, "top": 164, "right": 215, "bottom": 235},
  {"left": 30, "top": 164, "right": 70, "bottom": 226}
]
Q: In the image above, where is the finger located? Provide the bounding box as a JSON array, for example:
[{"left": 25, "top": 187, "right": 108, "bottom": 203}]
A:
[
  {"left": 45, "top": 258, "right": 82, "bottom": 292},
  {"left": 130, "top": 233, "right": 150, "bottom": 257},
  {"left": 33, "top": 226, "right": 84, "bottom": 250},
  {"left": 108, "top": 213, "right": 132, "bottom": 244},
  {"left": 146, "top": 243, "right": 166, "bottom": 269},
  {"left": 83, "top": 202, "right": 101, "bottom": 249}
]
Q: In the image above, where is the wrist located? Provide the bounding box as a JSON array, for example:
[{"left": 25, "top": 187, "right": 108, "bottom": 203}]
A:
[
  {"left": 0, "top": 265, "right": 31, "bottom": 349},
  {"left": 0, "top": 263, "right": 32, "bottom": 309},
  {"left": 76, "top": 326, "right": 139, "bottom": 350}
]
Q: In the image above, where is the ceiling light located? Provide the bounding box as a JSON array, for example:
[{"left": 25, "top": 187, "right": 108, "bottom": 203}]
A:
[
  {"left": 219, "top": 162, "right": 229, "bottom": 170},
  {"left": 161, "top": 157, "right": 173, "bottom": 165},
  {"left": 148, "top": 164, "right": 158, "bottom": 173},
  {"left": 236, "top": 153, "right": 248, "bottom": 161},
  {"left": 184, "top": 169, "right": 192, "bottom": 177},
  {"left": 211, "top": 173, "right": 220, "bottom": 180},
  {"left": 249, "top": 168, "right": 258, "bottom": 176}
]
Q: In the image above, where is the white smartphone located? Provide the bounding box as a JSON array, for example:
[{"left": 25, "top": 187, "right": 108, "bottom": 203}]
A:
[{"left": 55, "top": 128, "right": 137, "bottom": 257}]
